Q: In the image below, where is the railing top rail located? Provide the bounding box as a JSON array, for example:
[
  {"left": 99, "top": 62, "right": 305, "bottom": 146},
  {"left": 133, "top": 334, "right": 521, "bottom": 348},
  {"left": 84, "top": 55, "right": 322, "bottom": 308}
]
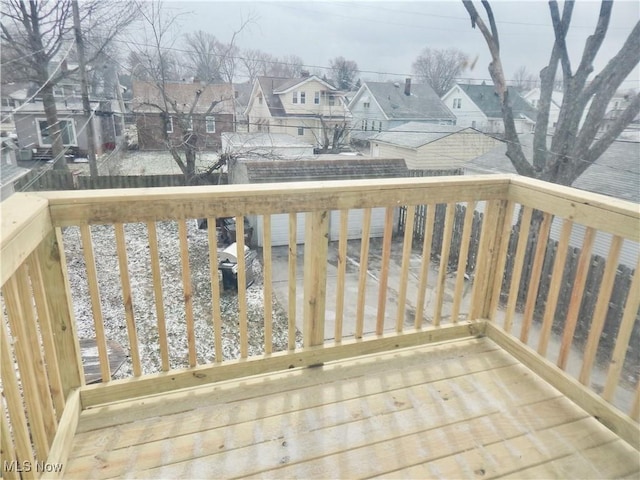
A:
[
  {"left": 32, "top": 175, "right": 513, "bottom": 227},
  {"left": 508, "top": 176, "right": 640, "bottom": 241},
  {"left": 1, "top": 193, "right": 52, "bottom": 285}
]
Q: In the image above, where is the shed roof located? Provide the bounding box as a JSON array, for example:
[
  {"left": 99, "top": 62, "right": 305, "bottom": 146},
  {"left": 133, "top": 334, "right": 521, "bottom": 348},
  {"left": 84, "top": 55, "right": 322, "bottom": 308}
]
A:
[
  {"left": 242, "top": 157, "right": 410, "bottom": 183},
  {"left": 361, "top": 82, "right": 455, "bottom": 121},
  {"left": 371, "top": 122, "right": 471, "bottom": 149},
  {"left": 223, "top": 132, "right": 313, "bottom": 149}
]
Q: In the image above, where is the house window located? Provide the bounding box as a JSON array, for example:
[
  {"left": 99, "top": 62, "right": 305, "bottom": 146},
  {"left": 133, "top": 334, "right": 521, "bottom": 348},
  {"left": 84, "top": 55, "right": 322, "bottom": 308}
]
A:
[
  {"left": 328, "top": 94, "right": 336, "bottom": 106},
  {"left": 258, "top": 94, "right": 263, "bottom": 105},
  {"left": 1, "top": 98, "right": 15, "bottom": 107},
  {"left": 166, "top": 116, "right": 174, "bottom": 133},
  {"left": 378, "top": 122, "right": 382, "bottom": 132},
  {"left": 300, "top": 92, "right": 305, "bottom": 104},
  {"left": 53, "top": 86, "right": 64, "bottom": 98},
  {"left": 471, "top": 120, "right": 476, "bottom": 128},
  {"left": 314, "top": 92, "right": 320, "bottom": 104},
  {"left": 362, "top": 120, "right": 367, "bottom": 131},
  {"left": 453, "top": 98, "right": 462, "bottom": 109},
  {"left": 206, "top": 116, "right": 216, "bottom": 133},
  {"left": 371, "top": 121, "right": 376, "bottom": 131},
  {"left": 185, "top": 116, "right": 193, "bottom": 131},
  {"left": 292, "top": 92, "right": 298, "bottom": 104},
  {"left": 364, "top": 102, "right": 370, "bottom": 108},
  {"left": 297, "top": 127, "right": 304, "bottom": 135},
  {"left": 37, "top": 119, "right": 77, "bottom": 146}
]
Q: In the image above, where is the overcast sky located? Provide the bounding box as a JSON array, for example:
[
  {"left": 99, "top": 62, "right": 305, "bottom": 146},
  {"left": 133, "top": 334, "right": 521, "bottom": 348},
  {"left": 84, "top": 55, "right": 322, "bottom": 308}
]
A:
[{"left": 159, "top": 0, "right": 639, "bottom": 89}]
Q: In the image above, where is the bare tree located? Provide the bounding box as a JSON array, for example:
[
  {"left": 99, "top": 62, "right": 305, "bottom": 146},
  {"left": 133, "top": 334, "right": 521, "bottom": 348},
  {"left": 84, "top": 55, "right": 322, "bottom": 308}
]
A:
[
  {"left": 462, "top": 0, "right": 640, "bottom": 186},
  {"left": 411, "top": 47, "right": 470, "bottom": 97},
  {"left": 132, "top": 2, "right": 249, "bottom": 182},
  {"left": 1, "top": 0, "right": 138, "bottom": 170},
  {"left": 184, "top": 30, "right": 223, "bottom": 82},
  {"left": 267, "top": 54, "right": 304, "bottom": 78},
  {"left": 241, "top": 48, "right": 270, "bottom": 84},
  {"left": 512, "top": 65, "right": 538, "bottom": 92},
  {"left": 329, "top": 56, "right": 359, "bottom": 90}
]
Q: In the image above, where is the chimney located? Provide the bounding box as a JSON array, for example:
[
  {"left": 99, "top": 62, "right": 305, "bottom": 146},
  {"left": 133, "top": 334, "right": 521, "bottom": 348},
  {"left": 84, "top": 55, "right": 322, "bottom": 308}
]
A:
[
  {"left": 301, "top": 70, "right": 310, "bottom": 78},
  {"left": 404, "top": 78, "right": 411, "bottom": 96},
  {"left": 193, "top": 77, "right": 200, "bottom": 84}
]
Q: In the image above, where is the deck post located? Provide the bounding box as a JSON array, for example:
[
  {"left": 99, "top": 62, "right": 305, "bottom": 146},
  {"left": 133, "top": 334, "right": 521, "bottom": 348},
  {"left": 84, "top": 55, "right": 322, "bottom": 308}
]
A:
[
  {"left": 36, "top": 229, "right": 84, "bottom": 397},
  {"left": 470, "top": 199, "right": 510, "bottom": 320},
  {"left": 303, "top": 210, "right": 329, "bottom": 347}
]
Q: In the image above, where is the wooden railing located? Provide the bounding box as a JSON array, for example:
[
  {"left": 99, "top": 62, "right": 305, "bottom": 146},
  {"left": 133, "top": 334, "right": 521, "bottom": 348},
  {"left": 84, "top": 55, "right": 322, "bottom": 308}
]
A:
[{"left": 1, "top": 175, "right": 638, "bottom": 476}]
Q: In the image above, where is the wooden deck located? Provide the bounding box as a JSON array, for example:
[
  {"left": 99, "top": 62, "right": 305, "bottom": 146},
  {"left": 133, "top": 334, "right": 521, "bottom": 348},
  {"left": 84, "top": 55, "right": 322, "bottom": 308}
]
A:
[{"left": 63, "top": 337, "right": 639, "bottom": 479}]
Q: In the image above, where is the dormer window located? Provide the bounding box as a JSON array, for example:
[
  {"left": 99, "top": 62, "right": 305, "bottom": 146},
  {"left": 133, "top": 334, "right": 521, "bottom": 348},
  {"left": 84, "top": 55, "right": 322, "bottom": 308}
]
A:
[
  {"left": 293, "top": 91, "right": 305, "bottom": 104},
  {"left": 364, "top": 102, "right": 370, "bottom": 108},
  {"left": 258, "top": 94, "right": 263, "bottom": 105},
  {"left": 453, "top": 98, "right": 462, "bottom": 109}
]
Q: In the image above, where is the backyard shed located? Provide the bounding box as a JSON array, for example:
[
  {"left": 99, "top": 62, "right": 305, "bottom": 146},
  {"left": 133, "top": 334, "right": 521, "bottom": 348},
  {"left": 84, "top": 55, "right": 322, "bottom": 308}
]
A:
[{"left": 231, "top": 157, "right": 411, "bottom": 246}]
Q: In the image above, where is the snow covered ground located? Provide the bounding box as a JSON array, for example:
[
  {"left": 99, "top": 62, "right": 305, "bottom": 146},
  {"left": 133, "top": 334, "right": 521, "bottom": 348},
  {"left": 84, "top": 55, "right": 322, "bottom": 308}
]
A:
[{"left": 62, "top": 220, "right": 300, "bottom": 379}]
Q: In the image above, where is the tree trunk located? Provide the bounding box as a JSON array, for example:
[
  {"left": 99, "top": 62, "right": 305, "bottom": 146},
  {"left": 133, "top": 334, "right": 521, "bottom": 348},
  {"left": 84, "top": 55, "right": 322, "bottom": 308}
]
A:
[{"left": 40, "top": 84, "right": 67, "bottom": 170}]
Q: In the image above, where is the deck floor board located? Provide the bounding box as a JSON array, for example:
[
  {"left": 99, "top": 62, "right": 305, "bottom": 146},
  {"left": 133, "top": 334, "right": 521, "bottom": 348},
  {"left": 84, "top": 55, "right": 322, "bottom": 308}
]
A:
[{"left": 64, "top": 337, "right": 639, "bottom": 479}]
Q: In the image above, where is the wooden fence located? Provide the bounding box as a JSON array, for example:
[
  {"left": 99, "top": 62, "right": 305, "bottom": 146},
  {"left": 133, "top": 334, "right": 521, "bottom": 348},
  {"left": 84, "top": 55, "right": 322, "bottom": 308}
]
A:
[{"left": 13, "top": 169, "right": 228, "bottom": 192}]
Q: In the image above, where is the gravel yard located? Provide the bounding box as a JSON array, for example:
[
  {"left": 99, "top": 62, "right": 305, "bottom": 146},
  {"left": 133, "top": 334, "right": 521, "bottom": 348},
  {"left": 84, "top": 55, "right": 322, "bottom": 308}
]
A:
[{"left": 63, "top": 220, "right": 301, "bottom": 379}]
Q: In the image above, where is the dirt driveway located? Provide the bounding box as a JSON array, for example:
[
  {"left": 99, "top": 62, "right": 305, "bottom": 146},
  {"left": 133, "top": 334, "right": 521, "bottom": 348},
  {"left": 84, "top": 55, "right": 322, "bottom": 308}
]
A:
[{"left": 269, "top": 238, "right": 473, "bottom": 341}]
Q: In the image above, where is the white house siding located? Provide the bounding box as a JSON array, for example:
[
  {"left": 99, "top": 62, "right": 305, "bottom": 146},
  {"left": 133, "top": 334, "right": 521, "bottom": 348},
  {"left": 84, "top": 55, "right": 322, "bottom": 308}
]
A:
[
  {"left": 442, "top": 87, "right": 487, "bottom": 130},
  {"left": 414, "top": 134, "right": 500, "bottom": 170},
  {"left": 252, "top": 212, "right": 307, "bottom": 247},
  {"left": 370, "top": 142, "right": 416, "bottom": 165},
  {"left": 278, "top": 79, "right": 348, "bottom": 118},
  {"left": 329, "top": 208, "right": 387, "bottom": 241}
]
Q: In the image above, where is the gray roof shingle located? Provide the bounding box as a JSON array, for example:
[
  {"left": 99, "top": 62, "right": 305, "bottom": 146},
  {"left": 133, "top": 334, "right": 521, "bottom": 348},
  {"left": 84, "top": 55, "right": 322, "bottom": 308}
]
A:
[
  {"left": 459, "top": 84, "right": 537, "bottom": 120},
  {"left": 365, "top": 82, "right": 455, "bottom": 121}
]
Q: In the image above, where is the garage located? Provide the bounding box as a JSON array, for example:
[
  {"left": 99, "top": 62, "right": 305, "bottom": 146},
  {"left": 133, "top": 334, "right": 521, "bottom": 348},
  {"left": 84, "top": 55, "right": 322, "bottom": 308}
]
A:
[{"left": 231, "top": 157, "right": 411, "bottom": 247}]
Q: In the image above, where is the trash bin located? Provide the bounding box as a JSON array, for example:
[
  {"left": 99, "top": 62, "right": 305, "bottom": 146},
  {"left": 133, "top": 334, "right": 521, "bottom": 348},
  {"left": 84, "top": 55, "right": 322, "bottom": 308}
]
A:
[{"left": 218, "top": 243, "right": 256, "bottom": 289}]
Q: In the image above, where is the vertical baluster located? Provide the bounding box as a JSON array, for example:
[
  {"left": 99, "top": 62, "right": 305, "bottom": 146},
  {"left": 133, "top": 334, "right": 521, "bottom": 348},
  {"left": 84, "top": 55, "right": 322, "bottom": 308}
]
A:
[
  {"left": 26, "top": 252, "right": 65, "bottom": 418},
  {"left": 396, "top": 205, "right": 415, "bottom": 333},
  {"left": 538, "top": 219, "right": 573, "bottom": 356},
  {"left": 80, "top": 224, "right": 111, "bottom": 381},
  {"left": 602, "top": 259, "right": 640, "bottom": 402},
  {"left": 147, "top": 221, "right": 170, "bottom": 371},
  {"left": 236, "top": 216, "right": 248, "bottom": 358},
  {"left": 434, "top": 204, "right": 456, "bottom": 326},
  {"left": 178, "top": 219, "right": 196, "bottom": 367},
  {"left": 13, "top": 266, "right": 57, "bottom": 445},
  {"left": 263, "top": 215, "right": 273, "bottom": 355},
  {"left": 2, "top": 279, "right": 49, "bottom": 460},
  {"left": 36, "top": 229, "right": 84, "bottom": 396},
  {"left": 487, "top": 201, "right": 515, "bottom": 320},
  {"left": 451, "top": 201, "right": 477, "bottom": 323},
  {"left": 207, "top": 217, "right": 223, "bottom": 362},
  {"left": 1, "top": 404, "right": 20, "bottom": 480},
  {"left": 303, "top": 211, "right": 329, "bottom": 347},
  {"left": 415, "top": 205, "right": 435, "bottom": 329},
  {"left": 579, "top": 236, "right": 623, "bottom": 385},
  {"left": 520, "top": 212, "right": 552, "bottom": 343},
  {"left": 288, "top": 213, "right": 297, "bottom": 350},
  {"left": 557, "top": 227, "right": 596, "bottom": 370},
  {"left": 355, "top": 208, "right": 372, "bottom": 338},
  {"left": 1, "top": 317, "right": 36, "bottom": 476},
  {"left": 376, "top": 207, "right": 394, "bottom": 334},
  {"left": 504, "top": 207, "right": 533, "bottom": 333},
  {"left": 334, "top": 210, "right": 349, "bottom": 342},
  {"left": 114, "top": 224, "right": 141, "bottom": 376}
]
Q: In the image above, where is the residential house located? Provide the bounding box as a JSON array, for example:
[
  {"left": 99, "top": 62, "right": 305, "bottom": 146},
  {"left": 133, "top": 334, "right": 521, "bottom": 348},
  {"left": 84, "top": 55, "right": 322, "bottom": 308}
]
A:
[
  {"left": 12, "top": 98, "right": 124, "bottom": 159},
  {"left": 0, "top": 137, "right": 29, "bottom": 200},
  {"left": 522, "top": 87, "right": 563, "bottom": 130},
  {"left": 348, "top": 79, "right": 455, "bottom": 141},
  {"left": 132, "top": 80, "right": 235, "bottom": 151},
  {"left": 369, "top": 122, "right": 500, "bottom": 173},
  {"left": 441, "top": 83, "right": 537, "bottom": 134},
  {"left": 244, "top": 74, "right": 350, "bottom": 149},
  {"left": 466, "top": 133, "right": 640, "bottom": 267},
  {"left": 1, "top": 83, "right": 29, "bottom": 136},
  {"left": 232, "top": 82, "right": 253, "bottom": 133},
  {"left": 230, "top": 157, "right": 410, "bottom": 246},
  {"left": 222, "top": 132, "right": 314, "bottom": 162}
]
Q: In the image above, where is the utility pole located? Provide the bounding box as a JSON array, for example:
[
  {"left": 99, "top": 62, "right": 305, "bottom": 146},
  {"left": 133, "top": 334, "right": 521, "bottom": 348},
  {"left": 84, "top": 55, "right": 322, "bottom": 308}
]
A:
[{"left": 72, "top": 0, "right": 98, "bottom": 177}]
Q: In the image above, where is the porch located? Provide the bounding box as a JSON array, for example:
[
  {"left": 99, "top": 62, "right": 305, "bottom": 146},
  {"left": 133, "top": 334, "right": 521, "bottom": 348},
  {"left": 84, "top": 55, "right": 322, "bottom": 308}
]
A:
[{"left": 1, "top": 175, "right": 638, "bottom": 479}]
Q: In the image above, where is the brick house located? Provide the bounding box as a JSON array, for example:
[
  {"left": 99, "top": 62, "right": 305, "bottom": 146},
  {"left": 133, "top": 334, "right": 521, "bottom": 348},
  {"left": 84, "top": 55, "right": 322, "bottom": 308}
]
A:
[{"left": 132, "top": 80, "right": 235, "bottom": 151}]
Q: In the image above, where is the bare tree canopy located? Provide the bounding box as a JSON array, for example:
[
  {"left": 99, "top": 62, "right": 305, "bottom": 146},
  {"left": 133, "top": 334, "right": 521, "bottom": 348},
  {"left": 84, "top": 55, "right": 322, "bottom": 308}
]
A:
[
  {"left": 184, "top": 30, "right": 223, "bottom": 83},
  {"left": 412, "top": 47, "right": 470, "bottom": 97},
  {"left": 329, "top": 56, "right": 359, "bottom": 90},
  {"left": 1, "top": 0, "right": 138, "bottom": 169},
  {"left": 512, "top": 65, "right": 538, "bottom": 92},
  {"left": 462, "top": 0, "right": 640, "bottom": 186}
]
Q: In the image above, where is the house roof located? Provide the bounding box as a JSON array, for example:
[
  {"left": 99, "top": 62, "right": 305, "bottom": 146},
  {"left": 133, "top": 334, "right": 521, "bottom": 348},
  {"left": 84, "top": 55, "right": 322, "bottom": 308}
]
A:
[
  {"left": 272, "top": 75, "right": 337, "bottom": 94},
  {"left": 233, "top": 82, "right": 253, "bottom": 111},
  {"left": 1, "top": 83, "right": 29, "bottom": 100},
  {"left": 255, "top": 76, "right": 289, "bottom": 117},
  {"left": 371, "top": 122, "right": 470, "bottom": 149},
  {"left": 242, "top": 157, "right": 410, "bottom": 183},
  {"left": 465, "top": 133, "right": 640, "bottom": 202},
  {"left": 455, "top": 83, "right": 538, "bottom": 120},
  {"left": 354, "top": 82, "right": 455, "bottom": 121},
  {"left": 523, "top": 87, "right": 563, "bottom": 109},
  {"left": 0, "top": 162, "right": 30, "bottom": 188},
  {"left": 131, "top": 81, "right": 235, "bottom": 115}
]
